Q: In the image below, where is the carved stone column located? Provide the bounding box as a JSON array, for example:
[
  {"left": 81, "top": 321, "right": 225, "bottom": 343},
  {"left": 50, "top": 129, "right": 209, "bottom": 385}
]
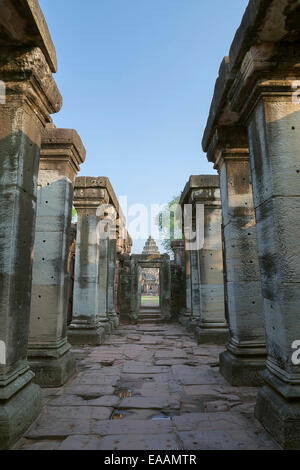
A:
[
  {"left": 230, "top": 43, "right": 300, "bottom": 447},
  {"left": 0, "top": 47, "right": 61, "bottom": 448},
  {"left": 28, "top": 127, "right": 86, "bottom": 386},
  {"left": 208, "top": 126, "right": 266, "bottom": 385},
  {"left": 107, "top": 225, "right": 119, "bottom": 329},
  {"left": 68, "top": 177, "right": 107, "bottom": 345},
  {"left": 171, "top": 240, "right": 185, "bottom": 270},
  {"left": 193, "top": 177, "right": 228, "bottom": 344}
]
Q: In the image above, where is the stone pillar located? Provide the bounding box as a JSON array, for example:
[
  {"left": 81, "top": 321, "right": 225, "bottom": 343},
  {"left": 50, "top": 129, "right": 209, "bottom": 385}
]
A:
[
  {"left": 188, "top": 214, "right": 201, "bottom": 330},
  {"left": 178, "top": 243, "right": 192, "bottom": 326},
  {"left": 68, "top": 177, "right": 107, "bottom": 345},
  {"left": 194, "top": 177, "right": 228, "bottom": 344},
  {"left": 171, "top": 240, "right": 185, "bottom": 269},
  {"left": 0, "top": 47, "right": 61, "bottom": 448},
  {"left": 107, "top": 227, "right": 119, "bottom": 329},
  {"left": 228, "top": 43, "right": 300, "bottom": 447},
  {"left": 250, "top": 80, "right": 300, "bottom": 448},
  {"left": 208, "top": 127, "right": 266, "bottom": 385},
  {"left": 28, "top": 127, "right": 86, "bottom": 387},
  {"left": 98, "top": 233, "right": 112, "bottom": 335}
]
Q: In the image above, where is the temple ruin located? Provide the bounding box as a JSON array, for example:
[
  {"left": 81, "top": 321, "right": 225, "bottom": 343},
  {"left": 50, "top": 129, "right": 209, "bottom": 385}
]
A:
[{"left": 0, "top": 0, "right": 299, "bottom": 451}]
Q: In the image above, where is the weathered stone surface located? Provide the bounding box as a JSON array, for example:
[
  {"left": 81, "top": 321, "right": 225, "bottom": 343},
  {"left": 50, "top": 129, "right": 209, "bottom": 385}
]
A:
[
  {"left": 99, "top": 433, "right": 180, "bottom": 451},
  {"left": 16, "top": 323, "right": 278, "bottom": 450}
]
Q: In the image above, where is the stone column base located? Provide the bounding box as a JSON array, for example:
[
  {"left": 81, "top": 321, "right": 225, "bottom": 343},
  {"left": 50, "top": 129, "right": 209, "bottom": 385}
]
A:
[
  {"left": 255, "top": 385, "right": 300, "bottom": 449},
  {"left": 195, "top": 326, "right": 229, "bottom": 345},
  {"left": 68, "top": 325, "right": 106, "bottom": 345},
  {"left": 0, "top": 380, "right": 42, "bottom": 450},
  {"left": 219, "top": 350, "right": 266, "bottom": 386},
  {"left": 99, "top": 320, "right": 112, "bottom": 335},
  {"left": 108, "top": 313, "right": 120, "bottom": 329},
  {"left": 178, "top": 311, "right": 191, "bottom": 327},
  {"left": 29, "top": 350, "right": 77, "bottom": 388}
]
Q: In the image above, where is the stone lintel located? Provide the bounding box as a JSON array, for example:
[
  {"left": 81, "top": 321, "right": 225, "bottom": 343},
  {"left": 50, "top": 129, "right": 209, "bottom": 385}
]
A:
[
  {"left": 0, "top": 0, "right": 58, "bottom": 72},
  {"left": 202, "top": 0, "right": 300, "bottom": 152},
  {"left": 170, "top": 240, "right": 185, "bottom": 251},
  {"left": 40, "top": 127, "right": 86, "bottom": 186},
  {"left": 0, "top": 46, "right": 62, "bottom": 124},
  {"left": 202, "top": 57, "right": 238, "bottom": 152},
  {"left": 74, "top": 177, "right": 109, "bottom": 211},
  {"left": 74, "top": 176, "right": 126, "bottom": 222},
  {"left": 207, "top": 126, "right": 249, "bottom": 169},
  {"left": 228, "top": 0, "right": 300, "bottom": 74},
  {"left": 180, "top": 174, "right": 220, "bottom": 206}
]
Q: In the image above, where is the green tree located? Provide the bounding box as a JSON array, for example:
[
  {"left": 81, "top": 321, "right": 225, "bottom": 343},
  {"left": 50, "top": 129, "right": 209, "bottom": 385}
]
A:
[{"left": 155, "top": 194, "right": 183, "bottom": 254}]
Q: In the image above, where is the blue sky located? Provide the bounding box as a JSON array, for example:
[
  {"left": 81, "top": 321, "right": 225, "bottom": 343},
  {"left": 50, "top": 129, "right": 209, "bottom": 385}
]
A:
[{"left": 39, "top": 0, "right": 248, "bottom": 252}]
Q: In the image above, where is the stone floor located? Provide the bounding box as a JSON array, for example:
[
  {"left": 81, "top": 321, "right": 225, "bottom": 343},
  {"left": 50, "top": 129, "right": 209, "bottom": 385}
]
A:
[{"left": 15, "top": 323, "right": 279, "bottom": 450}]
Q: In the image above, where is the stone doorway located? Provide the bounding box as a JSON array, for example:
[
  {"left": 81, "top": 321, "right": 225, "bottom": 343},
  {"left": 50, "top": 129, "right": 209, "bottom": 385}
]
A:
[{"left": 140, "top": 267, "right": 160, "bottom": 309}]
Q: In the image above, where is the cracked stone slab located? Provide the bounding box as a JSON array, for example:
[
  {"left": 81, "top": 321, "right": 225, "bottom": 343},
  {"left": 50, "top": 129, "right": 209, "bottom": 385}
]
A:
[
  {"left": 122, "top": 362, "right": 170, "bottom": 374},
  {"left": 177, "top": 429, "right": 278, "bottom": 450},
  {"left": 99, "top": 433, "right": 180, "bottom": 450},
  {"left": 57, "top": 435, "right": 102, "bottom": 450},
  {"left": 92, "top": 419, "right": 173, "bottom": 436},
  {"left": 26, "top": 406, "right": 113, "bottom": 438},
  {"left": 119, "top": 396, "right": 180, "bottom": 410},
  {"left": 63, "top": 385, "right": 115, "bottom": 396}
]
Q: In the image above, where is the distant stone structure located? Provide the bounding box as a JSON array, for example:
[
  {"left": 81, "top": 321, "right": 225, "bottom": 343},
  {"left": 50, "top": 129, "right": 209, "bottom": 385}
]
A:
[
  {"left": 178, "top": 175, "right": 228, "bottom": 344},
  {"left": 142, "top": 236, "right": 160, "bottom": 256},
  {"left": 0, "top": 0, "right": 299, "bottom": 451}
]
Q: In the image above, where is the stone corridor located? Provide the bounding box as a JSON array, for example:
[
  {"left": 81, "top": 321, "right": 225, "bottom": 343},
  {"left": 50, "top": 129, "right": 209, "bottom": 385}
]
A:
[{"left": 15, "top": 323, "right": 278, "bottom": 451}]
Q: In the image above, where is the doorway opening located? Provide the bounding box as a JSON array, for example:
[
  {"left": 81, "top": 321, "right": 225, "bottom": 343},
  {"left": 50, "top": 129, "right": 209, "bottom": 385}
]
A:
[{"left": 140, "top": 267, "right": 160, "bottom": 309}]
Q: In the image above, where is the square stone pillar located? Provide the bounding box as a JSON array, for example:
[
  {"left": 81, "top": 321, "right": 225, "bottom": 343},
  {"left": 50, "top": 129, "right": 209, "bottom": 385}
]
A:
[
  {"left": 98, "top": 234, "right": 112, "bottom": 335},
  {"left": 28, "top": 127, "right": 86, "bottom": 387},
  {"left": 0, "top": 47, "right": 61, "bottom": 448},
  {"left": 171, "top": 240, "right": 185, "bottom": 270},
  {"left": 193, "top": 177, "right": 228, "bottom": 344},
  {"left": 208, "top": 127, "right": 266, "bottom": 385},
  {"left": 68, "top": 177, "right": 108, "bottom": 345},
  {"left": 188, "top": 220, "right": 201, "bottom": 331},
  {"left": 230, "top": 46, "right": 300, "bottom": 447},
  {"left": 107, "top": 226, "right": 119, "bottom": 329},
  {"left": 178, "top": 245, "right": 192, "bottom": 326}
]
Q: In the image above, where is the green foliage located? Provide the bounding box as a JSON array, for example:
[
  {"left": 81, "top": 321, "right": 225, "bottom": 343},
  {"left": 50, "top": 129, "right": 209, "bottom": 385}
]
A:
[
  {"left": 72, "top": 207, "right": 77, "bottom": 222},
  {"left": 155, "top": 194, "right": 183, "bottom": 254}
]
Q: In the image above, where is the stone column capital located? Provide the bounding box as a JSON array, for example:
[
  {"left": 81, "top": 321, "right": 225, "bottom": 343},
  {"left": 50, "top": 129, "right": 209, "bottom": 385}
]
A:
[
  {"left": 74, "top": 177, "right": 109, "bottom": 213},
  {"left": 228, "top": 43, "right": 300, "bottom": 121},
  {"left": 207, "top": 126, "right": 250, "bottom": 171},
  {"left": 40, "top": 127, "right": 86, "bottom": 186},
  {"left": 0, "top": 46, "right": 62, "bottom": 126}
]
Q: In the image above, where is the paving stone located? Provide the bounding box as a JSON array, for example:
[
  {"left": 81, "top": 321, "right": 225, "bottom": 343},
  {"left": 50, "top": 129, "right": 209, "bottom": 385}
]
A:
[
  {"left": 92, "top": 419, "right": 173, "bottom": 435},
  {"left": 172, "top": 412, "right": 252, "bottom": 432},
  {"left": 177, "top": 429, "right": 277, "bottom": 450},
  {"left": 122, "top": 362, "right": 170, "bottom": 374},
  {"left": 57, "top": 435, "right": 102, "bottom": 450},
  {"left": 99, "top": 433, "right": 180, "bottom": 450},
  {"left": 17, "top": 323, "right": 278, "bottom": 450},
  {"left": 119, "top": 396, "right": 180, "bottom": 410},
  {"left": 26, "top": 406, "right": 112, "bottom": 438},
  {"left": 64, "top": 385, "right": 115, "bottom": 396},
  {"left": 16, "top": 439, "right": 62, "bottom": 450}
]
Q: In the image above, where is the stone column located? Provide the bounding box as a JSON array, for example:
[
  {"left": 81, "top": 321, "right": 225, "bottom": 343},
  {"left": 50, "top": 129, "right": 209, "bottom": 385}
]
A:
[
  {"left": 28, "top": 127, "right": 86, "bottom": 387},
  {"left": 107, "top": 226, "right": 119, "bottom": 329},
  {"left": 68, "top": 177, "right": 107, "bottom": 345},
  {"left": 98, "top": 233, "right": 112, "bottom": 335},
  {"left": 188, "top": 214, "right": 201, "bottom": 330},
  {"left": 0, "top": 47, "right": 61, "bottom": 448},
  {"left": 229, "top": 46, "right": 300, "bottom": 447},
  {"left": 208, "top": 127, "right": 266, "bottom": 385},
  {"left": 178, "top": 241, "right": 192, "bottom": 326},
  {"left": 171, "top": 240, "right": 185, "bottom": 269},
  {"left": 194, "top": 176, "right": 228, "bottom": 344}
]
